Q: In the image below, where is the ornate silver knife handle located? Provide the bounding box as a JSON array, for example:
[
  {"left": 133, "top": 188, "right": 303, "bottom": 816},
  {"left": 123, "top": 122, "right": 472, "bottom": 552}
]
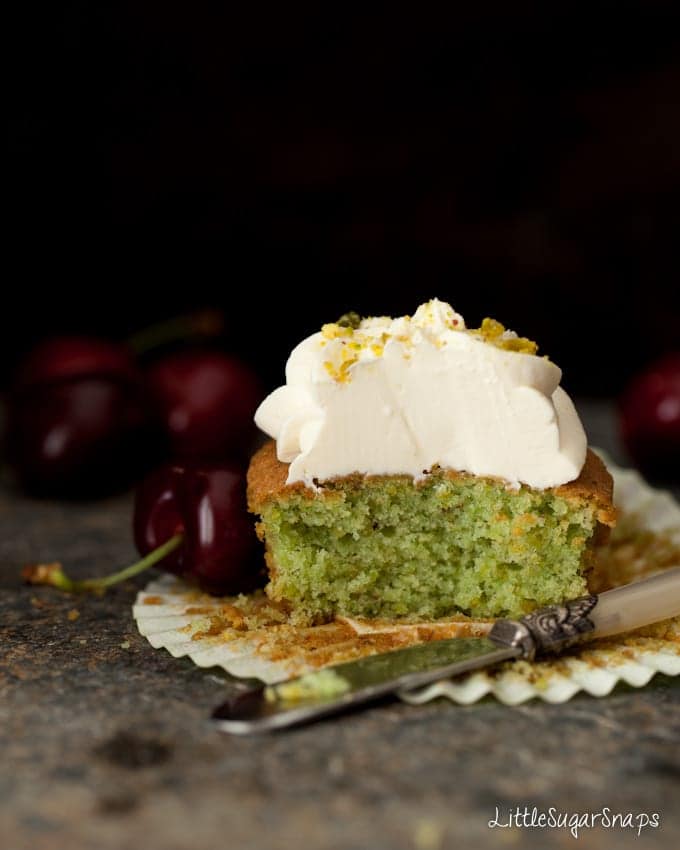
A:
[
  {"left": 489, "top": 596, "right": 597, "bottom": 660},
  {"left": 489, "top": 566, "right": 680, "bottom": 661}
]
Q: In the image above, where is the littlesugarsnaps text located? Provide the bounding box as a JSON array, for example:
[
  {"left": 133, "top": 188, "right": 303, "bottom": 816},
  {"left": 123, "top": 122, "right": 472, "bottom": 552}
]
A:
[{"left": 488, "top": 806, "right": 660, "bottom": 839}]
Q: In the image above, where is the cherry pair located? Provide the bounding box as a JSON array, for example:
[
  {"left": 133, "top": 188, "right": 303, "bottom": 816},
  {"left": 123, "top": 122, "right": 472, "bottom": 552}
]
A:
[{"left": 7, "top": 336, "right": 262, "bottom": 497}]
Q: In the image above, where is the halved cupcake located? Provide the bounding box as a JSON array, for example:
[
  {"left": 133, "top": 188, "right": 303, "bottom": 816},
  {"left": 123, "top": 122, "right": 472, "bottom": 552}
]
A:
[{"left": 249, "top": 300, "right": 616, "bottom": 625}]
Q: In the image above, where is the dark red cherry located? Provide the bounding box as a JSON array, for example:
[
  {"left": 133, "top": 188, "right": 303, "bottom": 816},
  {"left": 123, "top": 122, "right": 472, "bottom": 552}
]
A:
[
  {"left": 145, "top": 350, "right": 263, "bottom": 460},
  {"left": 133, "top": 462, "right": 261, "bottom": 595},
  {"left": 6, "top": 337, "right": 152, "bottom": 497},
  {"left": 619, "top": 353, "right": 680, "bottom": 481}
]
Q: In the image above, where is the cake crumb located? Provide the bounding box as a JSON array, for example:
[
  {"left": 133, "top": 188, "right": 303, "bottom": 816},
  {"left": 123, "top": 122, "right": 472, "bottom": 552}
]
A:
[{"left": 67, "top": 609, "right": 80, "bottom": 621}]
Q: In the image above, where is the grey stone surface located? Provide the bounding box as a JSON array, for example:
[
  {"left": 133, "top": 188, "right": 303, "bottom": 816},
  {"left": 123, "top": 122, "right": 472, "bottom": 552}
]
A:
[{"left": 1, "top": 403, "right": 678, "bottom": 850}]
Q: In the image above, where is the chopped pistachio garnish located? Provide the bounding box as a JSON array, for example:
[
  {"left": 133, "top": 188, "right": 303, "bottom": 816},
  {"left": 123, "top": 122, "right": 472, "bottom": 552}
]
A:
[
  {"left": 321, "top": 323, "right": 354, "bottom": 340},
  {"left": 319, "top": 306, "right": 539, "bottom": 385},
  {"left": 471, "top": 317, "right": 538, "bottom": 356},
  {"left": 336, "top": 311, "right": 362, "bottom": 329}
]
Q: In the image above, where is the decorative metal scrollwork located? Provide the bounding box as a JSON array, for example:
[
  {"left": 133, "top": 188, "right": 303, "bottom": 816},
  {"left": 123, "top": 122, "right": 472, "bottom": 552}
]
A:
[{"left": 489, "top": 595, "right": 597, "bottom": 660}]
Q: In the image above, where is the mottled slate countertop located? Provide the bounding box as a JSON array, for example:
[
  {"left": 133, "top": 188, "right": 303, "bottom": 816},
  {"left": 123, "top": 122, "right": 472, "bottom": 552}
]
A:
[{"left": 2, "top": 403, "right": 679, "bottom": 850}]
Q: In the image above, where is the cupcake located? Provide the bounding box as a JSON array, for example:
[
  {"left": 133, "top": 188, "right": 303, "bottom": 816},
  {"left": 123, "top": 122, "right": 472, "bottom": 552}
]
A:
[{"left": 248, "top": 300, "right": 615, "bottom": 624}]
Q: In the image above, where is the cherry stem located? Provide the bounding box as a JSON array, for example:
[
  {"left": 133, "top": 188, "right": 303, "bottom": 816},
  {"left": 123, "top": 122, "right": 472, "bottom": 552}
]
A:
[
  {"left": 128, "top": 309, "right": 224, "bottom": 356},
  {"left": 23, "top": 534, "right": 184, "bottom": 594}
]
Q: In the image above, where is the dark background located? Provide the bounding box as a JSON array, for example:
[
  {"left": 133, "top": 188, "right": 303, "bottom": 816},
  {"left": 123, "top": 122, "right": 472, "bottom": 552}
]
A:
[{"left": 7, "top": 2, "right": 680, "bottom": 393}]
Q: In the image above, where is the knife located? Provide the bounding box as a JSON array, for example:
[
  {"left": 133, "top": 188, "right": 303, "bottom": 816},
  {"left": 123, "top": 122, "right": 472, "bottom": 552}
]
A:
[{"left": 212, "top": 566, "right": 680, "bottom": 734}]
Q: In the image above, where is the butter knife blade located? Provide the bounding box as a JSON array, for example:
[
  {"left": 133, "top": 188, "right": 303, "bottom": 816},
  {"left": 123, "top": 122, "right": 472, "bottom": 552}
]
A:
[{"left": 212, "top": 636, "right": 516, "bottom": 734}]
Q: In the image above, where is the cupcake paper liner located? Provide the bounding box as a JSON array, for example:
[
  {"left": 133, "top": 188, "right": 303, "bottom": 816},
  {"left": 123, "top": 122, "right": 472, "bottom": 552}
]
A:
[{"left": 133, "top": 452, "right": 680, "bottom": 705}]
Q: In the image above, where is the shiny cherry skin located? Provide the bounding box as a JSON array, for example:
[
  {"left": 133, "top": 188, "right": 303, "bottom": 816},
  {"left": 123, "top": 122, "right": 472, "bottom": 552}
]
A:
[
  {"left": 620, "top": 353, "right": 680, "bottom": 481},
  {"left": 7, "top": 337, "right": 152, "bottom": 497},
  {"left": 145, "top": 350, "right": 263, "bottom": 460},
  {"left": 133, "top": 462, "right": 262, "bottom": 595}
]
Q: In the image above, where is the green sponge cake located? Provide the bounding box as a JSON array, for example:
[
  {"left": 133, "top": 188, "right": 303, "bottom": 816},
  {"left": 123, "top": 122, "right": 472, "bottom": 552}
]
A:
[
  {"left": 248, "top": 442, "right": 615, "bottom": 624},
  {"left": 249, "top": 300, "right": 616, "bottom": 625}
]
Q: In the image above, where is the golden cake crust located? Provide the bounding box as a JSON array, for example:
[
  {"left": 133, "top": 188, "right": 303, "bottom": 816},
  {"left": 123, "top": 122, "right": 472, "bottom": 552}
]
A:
[{"left": 247, "top": 440, "right": 616, "bottom": 527}]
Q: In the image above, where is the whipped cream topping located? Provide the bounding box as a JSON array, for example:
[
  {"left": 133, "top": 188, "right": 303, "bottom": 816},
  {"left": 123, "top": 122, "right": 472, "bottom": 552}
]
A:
[{"left": 255, "top": 300, "right": 587, "bottom": 490}]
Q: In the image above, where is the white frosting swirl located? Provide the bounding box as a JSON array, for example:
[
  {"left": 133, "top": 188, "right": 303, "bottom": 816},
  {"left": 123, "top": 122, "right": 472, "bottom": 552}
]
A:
[{"left": 255, "top": 300, "right": 587, "bottom": 490}]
